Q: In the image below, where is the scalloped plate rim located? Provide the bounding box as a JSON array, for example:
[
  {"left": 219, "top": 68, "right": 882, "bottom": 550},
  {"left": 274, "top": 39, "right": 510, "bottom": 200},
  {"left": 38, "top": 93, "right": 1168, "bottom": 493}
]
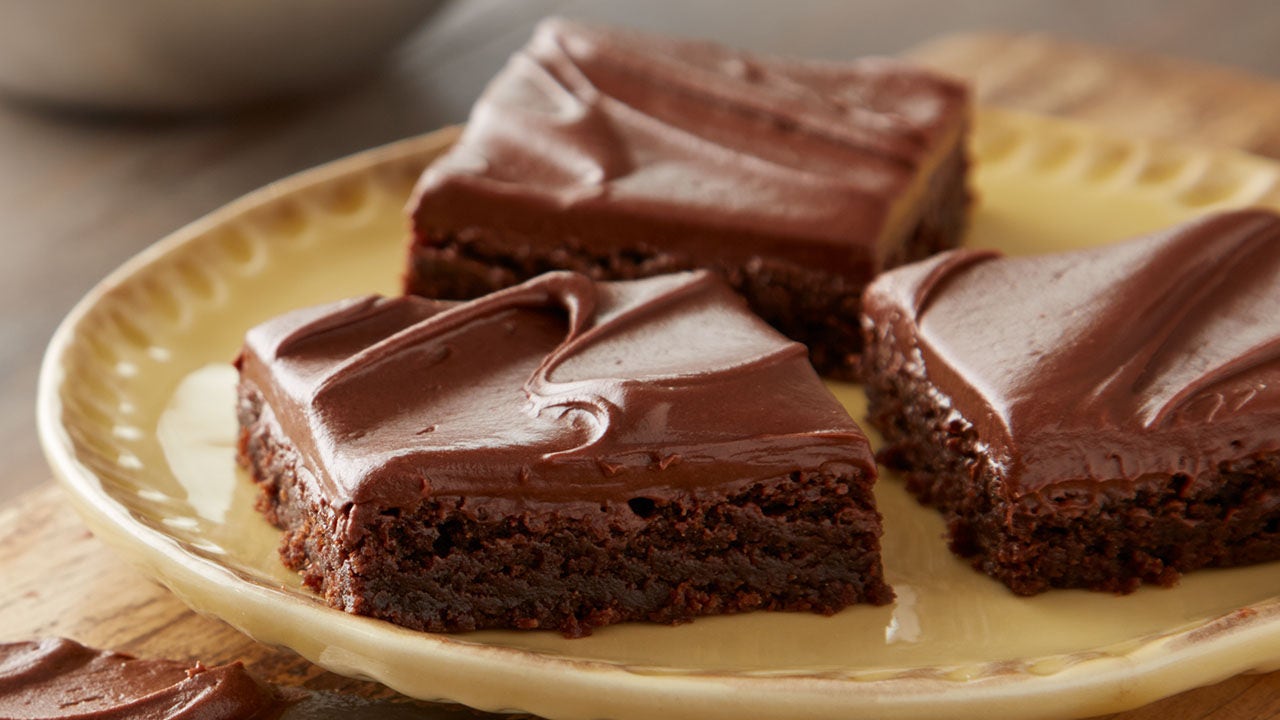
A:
[{"left": 35, "top": 109, "right": 1280, "bottom": 720}]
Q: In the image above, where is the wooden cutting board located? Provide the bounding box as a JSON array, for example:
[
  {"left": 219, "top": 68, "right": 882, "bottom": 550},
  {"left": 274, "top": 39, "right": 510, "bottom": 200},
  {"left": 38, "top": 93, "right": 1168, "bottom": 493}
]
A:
[
  {"left": 7, "top": 32, "right": 1280, "bottom": 720},
  {"left": 909, "top": 32, "right": 1280, "bottom": 161}
]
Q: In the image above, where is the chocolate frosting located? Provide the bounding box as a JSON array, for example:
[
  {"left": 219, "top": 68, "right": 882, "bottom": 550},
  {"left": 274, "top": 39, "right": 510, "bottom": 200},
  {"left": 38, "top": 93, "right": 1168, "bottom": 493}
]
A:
[
  {"left": 862, "top": 209, "right": 1280, "bottom": 499},
  {"left": 409, "top": 18, "right": 968, "bottom": 275},
  {"left": 237, "top": 271, "right": 873, "bottom": 518},
  {"left": 0, "top": 638, "right": 279, "bottom": 720}
]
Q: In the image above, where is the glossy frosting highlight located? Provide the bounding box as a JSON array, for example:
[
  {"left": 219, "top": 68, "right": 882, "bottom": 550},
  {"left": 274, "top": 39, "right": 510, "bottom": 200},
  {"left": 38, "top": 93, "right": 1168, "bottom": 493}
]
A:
[
  {"left": 863, "top": 209, "right": 1280, "bottom": 494},
  {"left": 238, "top": 271, "right": 873, "bottom": 512},
  {"left": 409, "top": 18, "right": 968, "bottom": 273},
  {"left": 0, "top": 638, "right": 279, "bottom": 720}
]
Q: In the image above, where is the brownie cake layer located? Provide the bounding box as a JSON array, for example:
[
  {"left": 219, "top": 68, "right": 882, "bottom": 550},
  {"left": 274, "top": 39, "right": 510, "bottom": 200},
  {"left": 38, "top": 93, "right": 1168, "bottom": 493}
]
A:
[
  {"left": 861, "top": 209, "right": 1280, "bottom": 594},
  {"left": 405, "top": 19, "right": 970, "bottom": 379},
  {"left": 237, "top": 271, "right": 890, "bottom": 636}
]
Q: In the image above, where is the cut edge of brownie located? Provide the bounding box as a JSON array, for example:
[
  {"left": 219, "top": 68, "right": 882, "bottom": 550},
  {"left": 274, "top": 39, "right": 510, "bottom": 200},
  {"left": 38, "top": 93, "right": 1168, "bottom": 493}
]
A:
[
  {"left": 861, "top": 332, "right": 1280, "bottom": 595},
  {"left": 404, "top": 136, "right": 969, "bottom": 381},
  {"left": 236, "top": 383, "right": 893, "bottom": 638}
]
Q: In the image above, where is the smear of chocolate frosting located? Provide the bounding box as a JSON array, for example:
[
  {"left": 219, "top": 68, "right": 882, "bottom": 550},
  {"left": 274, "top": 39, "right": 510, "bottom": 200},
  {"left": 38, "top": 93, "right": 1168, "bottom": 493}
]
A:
[
  {"left": 862, "top": 209, "right": 1280, "bottom": 496},
  {"left": 237, "top": 271, "right": 873, "bottom": 517},
  {"left": 0, "top": 638, "right": 279, "bottom": 720},
  {"left": 0, "top": 638, "right": 479, "bottom": 719},
  {"left": 409, "top": 17, "right": 968, "bottom": 275}
]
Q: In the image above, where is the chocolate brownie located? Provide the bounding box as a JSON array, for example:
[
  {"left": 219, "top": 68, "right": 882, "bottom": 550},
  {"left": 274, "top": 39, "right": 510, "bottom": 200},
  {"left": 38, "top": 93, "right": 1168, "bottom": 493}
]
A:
[
  {"left": 405, "top": 18, "right": 970, "bottom": 379},
  {"left": 236, "top": 270, "right": 891, "bottom": 637},
  {"left": 861, "top": 209, "right": 1280, "bottom": 594}
]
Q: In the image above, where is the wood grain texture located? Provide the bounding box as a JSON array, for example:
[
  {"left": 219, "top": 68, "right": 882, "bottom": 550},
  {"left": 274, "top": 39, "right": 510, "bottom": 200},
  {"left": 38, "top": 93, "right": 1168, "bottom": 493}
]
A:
[
  {"left": 907, "top": 32, "right": 1280, "bottom": 159},
  {"left": 0, "top": 486, "right": 406, "bottom": 699}
]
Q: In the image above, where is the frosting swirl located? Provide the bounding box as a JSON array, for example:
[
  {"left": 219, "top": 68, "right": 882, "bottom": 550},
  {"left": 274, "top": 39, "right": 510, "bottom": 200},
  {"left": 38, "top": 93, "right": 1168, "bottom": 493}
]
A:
[
  {"left": 410, "top": 18, "right": 968, "bottom": 275},
  {"left": 237, "top": 271, "right": 873, "bottom": 515},
  {"left": 863, "top": 209, "right": 1280, "bottom": 495}
]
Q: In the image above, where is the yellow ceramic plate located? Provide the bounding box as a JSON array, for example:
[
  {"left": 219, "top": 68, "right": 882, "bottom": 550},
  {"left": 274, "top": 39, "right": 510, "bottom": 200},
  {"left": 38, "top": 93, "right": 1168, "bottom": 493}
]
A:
[{"left": 38, "top": 110, "right": 1280, "bottom": 720}]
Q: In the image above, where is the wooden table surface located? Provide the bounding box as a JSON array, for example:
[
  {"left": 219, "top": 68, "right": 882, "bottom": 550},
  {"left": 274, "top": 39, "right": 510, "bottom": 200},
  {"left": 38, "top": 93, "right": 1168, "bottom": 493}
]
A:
[{"left": 6, "top": 2, "right": 1280, "bottom": 718}]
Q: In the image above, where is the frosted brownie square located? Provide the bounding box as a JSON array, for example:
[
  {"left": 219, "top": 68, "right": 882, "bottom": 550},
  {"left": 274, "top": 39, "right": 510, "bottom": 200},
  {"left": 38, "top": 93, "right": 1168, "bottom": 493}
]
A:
[
  {"left": 237, "top": 271, "right": 891, "bottom": 636},
  {"left": 405, "top": 19, "right": 970, "bottom": 379},
  {"left": 861, "top": 210, "right": 1280, "bottom": 594}
]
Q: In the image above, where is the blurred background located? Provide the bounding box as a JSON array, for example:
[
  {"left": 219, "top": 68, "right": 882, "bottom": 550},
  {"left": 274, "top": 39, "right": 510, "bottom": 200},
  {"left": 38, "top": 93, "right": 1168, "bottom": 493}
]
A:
[{"left": 3, "top": 0, "right": 1280, "bottom": 503}]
